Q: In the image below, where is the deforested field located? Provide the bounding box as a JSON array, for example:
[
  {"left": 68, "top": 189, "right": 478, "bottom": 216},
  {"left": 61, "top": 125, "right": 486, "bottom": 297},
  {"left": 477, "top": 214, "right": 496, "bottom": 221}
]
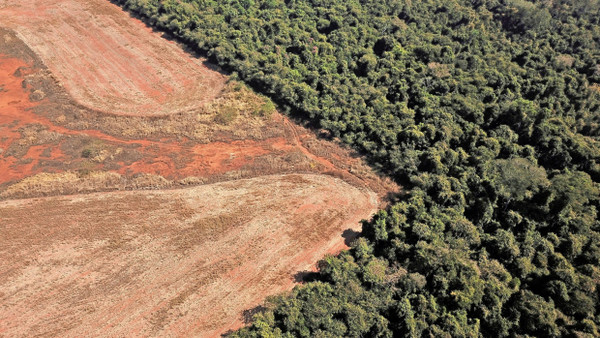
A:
[
  {"left": 0, "top": 0, "right": 398, "bottom": 336},
  {"left": 0, "top": 0, "right": 225, "bottom": 116},
  {"left": 0, "top": 174, "right": 377, "bottom": 337}
]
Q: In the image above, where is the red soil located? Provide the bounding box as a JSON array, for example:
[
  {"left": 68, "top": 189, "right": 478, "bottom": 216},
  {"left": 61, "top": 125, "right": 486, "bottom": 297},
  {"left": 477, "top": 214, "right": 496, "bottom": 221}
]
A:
[
  {"left": 0, "top": 55, "right": 265, "bottom": 184},
  {"left": 0, "top": 58, "right": 34, "bottom": 179}
]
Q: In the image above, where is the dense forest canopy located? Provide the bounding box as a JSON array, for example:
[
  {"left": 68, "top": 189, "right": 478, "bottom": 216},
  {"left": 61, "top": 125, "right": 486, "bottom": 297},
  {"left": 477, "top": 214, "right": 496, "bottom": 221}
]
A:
[{"left": 114, "top": 0, "right": 600, "bottom": 336}]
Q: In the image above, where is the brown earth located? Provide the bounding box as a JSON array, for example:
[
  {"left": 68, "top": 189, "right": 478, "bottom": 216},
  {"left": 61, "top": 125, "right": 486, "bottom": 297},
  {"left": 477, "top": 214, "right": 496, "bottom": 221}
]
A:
[
  {"left": 0, "top": 174, "right": 378, "bottom": 337},
  {"left": 0, "top": 0, "right": 226, "bottom": 116},
  {"left": 0, "top": 0, "right": 400, "bottom": 336}
]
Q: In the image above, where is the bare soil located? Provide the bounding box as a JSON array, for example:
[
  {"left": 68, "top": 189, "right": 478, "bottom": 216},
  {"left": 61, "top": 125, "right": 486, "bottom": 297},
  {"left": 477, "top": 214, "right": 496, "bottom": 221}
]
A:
[
  {"left": 0, "top": 33, "right": 397, "bottom": 200},
  {"left": 0, "top": 0, "right": 226, "bottom": 116},
  {"left": 0, "top": 174, "right": 378, "bottom": 337},
  {"left": 0, "top": 1, "right": 400, "bottom": 336}
]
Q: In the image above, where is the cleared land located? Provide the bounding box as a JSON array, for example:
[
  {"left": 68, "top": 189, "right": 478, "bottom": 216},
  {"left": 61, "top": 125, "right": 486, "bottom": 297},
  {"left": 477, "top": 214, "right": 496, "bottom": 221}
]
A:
[
  {"left": 0, "top": 174, "right": 378, "bottom": 337},
  {"left": 0, "top": 28, "right": 396, "bottom": 200},
  {"left": 0, "top": 0, "right": 398, "bottom": 336},
  {"left": 0, "top": 0, "right": 225, "bottom": 116}
]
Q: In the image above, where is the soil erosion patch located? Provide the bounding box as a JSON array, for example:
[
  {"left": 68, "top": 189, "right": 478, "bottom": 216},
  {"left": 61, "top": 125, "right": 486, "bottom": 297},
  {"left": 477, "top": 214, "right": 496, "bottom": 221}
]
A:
[
  {"left": 0, "top": 174, "right": 377, "bottom": 337},
  {"left": 0, "top": 29, "right": 398, "bottom": 200}
]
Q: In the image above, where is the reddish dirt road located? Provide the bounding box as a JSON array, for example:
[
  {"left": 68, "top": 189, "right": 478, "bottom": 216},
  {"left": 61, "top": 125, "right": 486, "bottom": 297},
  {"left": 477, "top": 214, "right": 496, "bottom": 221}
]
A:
[
  {"left": 0, "top": 0, "right": 225, "bottom": 116},
  {"left": 0, "top": 174, "right": 378, "bottom": 337}
]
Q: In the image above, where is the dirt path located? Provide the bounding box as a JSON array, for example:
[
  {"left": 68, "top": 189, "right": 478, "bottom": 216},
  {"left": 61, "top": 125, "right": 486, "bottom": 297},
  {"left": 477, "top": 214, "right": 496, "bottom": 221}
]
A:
[{"left": 0, "top": 174, "right": 378, "bottom": 337}]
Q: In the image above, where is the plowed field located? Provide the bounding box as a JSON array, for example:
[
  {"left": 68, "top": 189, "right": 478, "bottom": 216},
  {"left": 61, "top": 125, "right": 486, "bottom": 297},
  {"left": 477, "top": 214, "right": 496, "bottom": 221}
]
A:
[
  {"left": 0, "top": 175, "right": 377, "bottom": 337},
  {"left": 0, "top": 0, "right": 225, "bottom": 116}
]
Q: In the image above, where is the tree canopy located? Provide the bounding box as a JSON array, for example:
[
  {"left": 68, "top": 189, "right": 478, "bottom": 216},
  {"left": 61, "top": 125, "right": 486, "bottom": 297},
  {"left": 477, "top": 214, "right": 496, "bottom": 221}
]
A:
[{"left": 115, "top": 0, "right": 600, "bottom": 336}]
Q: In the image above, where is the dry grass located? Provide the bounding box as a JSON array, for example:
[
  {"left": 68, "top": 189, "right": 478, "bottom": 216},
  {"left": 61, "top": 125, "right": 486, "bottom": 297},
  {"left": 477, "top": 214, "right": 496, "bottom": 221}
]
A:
[
  {"left": 0, "top": 171, "right": 173, "bottom": 199},
  {"left": 5, "top": 124, "right": 63, "bottom": 158},
  {"left": 30, "top": 71, "right": 284, "bottom": 143},
  {"left": 22, "top": 77, "right": 272, "bottom": 143}
]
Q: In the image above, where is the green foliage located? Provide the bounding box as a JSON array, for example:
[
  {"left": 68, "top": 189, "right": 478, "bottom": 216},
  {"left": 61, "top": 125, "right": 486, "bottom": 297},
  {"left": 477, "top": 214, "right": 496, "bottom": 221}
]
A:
[
  {"left": 256, "top": 100, "right": 276, "bottom": 117},
  {"left": 81, "top": 148, "right": 93, "bottom": 158},
  {"left": 115, "top": 0, "right": 600, "bottom": 336},
  {"left": 214, "top": 105, "right": 239, "bottom": 124}
]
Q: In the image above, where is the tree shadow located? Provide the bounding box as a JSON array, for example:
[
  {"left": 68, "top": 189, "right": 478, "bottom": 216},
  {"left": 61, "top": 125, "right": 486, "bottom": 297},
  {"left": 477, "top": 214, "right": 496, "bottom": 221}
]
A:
[
  {"left": 242, "top": 305, "right": 268, "bottom": 324},
  {"left": 293, "top": 270, "right": 320, "bottom": 283},
  {"left": 221, "top": 329, "right": 235, "bottom": 337},
  {"left": 342, "top": 228, "right": 361, "bottom": 246},
  {"left": 219, "top": 305, "right": 269, "bottom": 336}
]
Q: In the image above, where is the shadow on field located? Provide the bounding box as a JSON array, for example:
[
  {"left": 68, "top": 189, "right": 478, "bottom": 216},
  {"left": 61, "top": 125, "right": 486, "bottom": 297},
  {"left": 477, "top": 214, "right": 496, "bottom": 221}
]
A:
[
  {"left": 293, "top": 270, "right": 320, "bottom": 283},
  {"left": 342, "top": 228, "right": 361, "bottom": 246}
]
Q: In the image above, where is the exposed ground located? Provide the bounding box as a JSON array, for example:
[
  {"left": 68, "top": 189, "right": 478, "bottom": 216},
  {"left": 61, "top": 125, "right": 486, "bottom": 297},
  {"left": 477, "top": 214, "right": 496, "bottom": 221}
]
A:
[
  {"left": 0, "top": 174, "right": 378, "bottom": 337},
  {"left": 0, "top": 30, "right": 395, "bottom": 200},
  {"left": 0, "top": 0, "right": 399, "bottom": 336},
  {"left": 0, "top": 0, "right": 225, "bottom": 116}
]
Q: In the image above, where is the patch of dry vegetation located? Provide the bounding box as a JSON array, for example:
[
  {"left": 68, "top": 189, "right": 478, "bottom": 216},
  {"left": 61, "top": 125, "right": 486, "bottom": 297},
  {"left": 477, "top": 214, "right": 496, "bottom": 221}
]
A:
[
  {"left": 1, "top": 146, "right": 323, "bottom": 199},
  {"left": 5, "top": 124, "right": 63, "bottom": 158},
  {"left": 33, "top": 73, "right": 284, "bottom": 144},
  {"left": 0, "top": 171, "right": 172, "bottom": 199}
]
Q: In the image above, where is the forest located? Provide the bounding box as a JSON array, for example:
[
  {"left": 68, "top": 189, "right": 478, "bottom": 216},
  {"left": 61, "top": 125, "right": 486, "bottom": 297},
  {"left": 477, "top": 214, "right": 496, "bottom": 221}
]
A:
[{"left": 113, "top": 0, "right": 600, "bottom": 336}]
